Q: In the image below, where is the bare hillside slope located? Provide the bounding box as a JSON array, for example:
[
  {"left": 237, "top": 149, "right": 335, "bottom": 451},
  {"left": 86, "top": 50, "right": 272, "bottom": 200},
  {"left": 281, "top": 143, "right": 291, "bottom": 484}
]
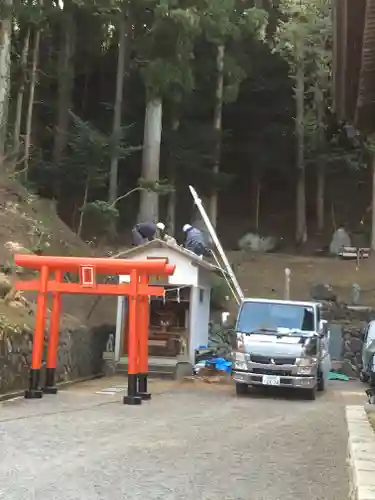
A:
[{"left": 0, "top": 177, "right": 117, "bottom": 327}]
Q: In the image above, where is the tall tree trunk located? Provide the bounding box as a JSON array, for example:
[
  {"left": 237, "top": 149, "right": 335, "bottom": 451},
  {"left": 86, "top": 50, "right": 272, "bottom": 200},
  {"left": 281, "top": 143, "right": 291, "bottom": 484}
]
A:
[
  {"left": 251, "top": 165, "right": 262, "bottom": 232},
  {"left": 315, "top": 85, "right": 325, "bottom": 232},
  {"left": 13, "top": 28, "right": 30, "bottom": 155},
  {"left": 316, "top": 161, "right": 325, "bottom": 232},
  {"left": 52, "top": 0, "right": 75, "bottom": 168},
  {"left": 77, "top": 175, "right": 89, "bottom": 238},
  {"left": 166, "top": 115, "right": 180, "bottom": 236},
  {"left": 80, "top": 66, "right": 90, "bottom": 114},
  {"left": 108, "top": 14, "right": 126, "bottom": 204},
  {"left": 138, "top": 95, "right": 162, "bottom": 222},
  {"left": 295, "top": 38, "right": 307, "bottom": 244},
  {"left": 371, "top": 152, "right": 375, "bottom": 251},
  {"left": 208, "top": 43, "right": 225, "bottom": 228},
  {"left": 0, "top": 0, "right": 13, "bottom": 166},
  {"left": 24, "top": 22, "right": 41, "bottom": 179}
]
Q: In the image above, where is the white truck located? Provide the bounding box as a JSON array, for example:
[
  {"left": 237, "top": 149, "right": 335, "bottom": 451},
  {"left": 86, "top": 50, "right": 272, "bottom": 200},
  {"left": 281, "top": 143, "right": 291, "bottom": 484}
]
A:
[
  {"left": 187, "top": 187, "right": 331, "bottom": 401},
  {"left": 231, "top": 298, "right": 331, "bottom": 400}
]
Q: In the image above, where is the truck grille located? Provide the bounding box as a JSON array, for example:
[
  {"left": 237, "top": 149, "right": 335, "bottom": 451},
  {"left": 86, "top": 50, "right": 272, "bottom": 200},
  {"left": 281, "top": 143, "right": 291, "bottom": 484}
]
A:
[
  {"left": 252, "top": 368, "right": 292, "bottom": 376},
  {"left": 250, "top": 355, "right": 296, "bottom": 365}
]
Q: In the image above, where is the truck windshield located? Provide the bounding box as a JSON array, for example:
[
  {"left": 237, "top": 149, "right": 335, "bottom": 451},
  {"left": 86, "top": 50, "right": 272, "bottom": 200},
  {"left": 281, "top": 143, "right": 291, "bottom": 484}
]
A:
[{"left": 236, "top": 302, "right": 315, "bottom": 334}]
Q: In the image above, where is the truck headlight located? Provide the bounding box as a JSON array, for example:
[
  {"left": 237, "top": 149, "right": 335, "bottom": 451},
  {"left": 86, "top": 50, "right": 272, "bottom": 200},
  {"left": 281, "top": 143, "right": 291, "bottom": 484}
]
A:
[
  {"left": 234, "top": 361, "right": 247, "bottom": 370},
  {"left": 235, "top": 352, "right": 246, "bottom": 362},
  {"left": 296, "top": 356, "right": 317, "bottom": 366},
  {"left": 296, "top": 357, "right": 317, "bottom": 375},
  {"left": 234, "top": 352, "right": 247, "bottom": 370}
]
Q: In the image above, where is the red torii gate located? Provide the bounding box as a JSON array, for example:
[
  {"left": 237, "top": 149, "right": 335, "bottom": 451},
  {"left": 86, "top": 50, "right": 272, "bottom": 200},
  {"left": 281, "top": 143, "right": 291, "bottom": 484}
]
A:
[{"left": 14, "top": 254, "right": 175, "bottom": 405}]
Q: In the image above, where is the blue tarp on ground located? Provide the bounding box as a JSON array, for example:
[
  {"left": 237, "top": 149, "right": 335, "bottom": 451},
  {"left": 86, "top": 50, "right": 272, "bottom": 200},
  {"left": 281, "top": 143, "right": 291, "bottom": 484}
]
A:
[
  {"left": 194, "top": 357, "right": 232, "bottom": 374},
  {"left": 205, "top": 357, "right": 232, "bottom": 373}
]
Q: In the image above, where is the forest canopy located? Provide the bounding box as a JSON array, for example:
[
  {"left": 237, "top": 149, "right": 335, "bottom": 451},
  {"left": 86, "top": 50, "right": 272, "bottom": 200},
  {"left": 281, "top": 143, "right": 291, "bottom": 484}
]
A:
[{"left": 0, "top": 0, "right": 371, "bottom": 248}]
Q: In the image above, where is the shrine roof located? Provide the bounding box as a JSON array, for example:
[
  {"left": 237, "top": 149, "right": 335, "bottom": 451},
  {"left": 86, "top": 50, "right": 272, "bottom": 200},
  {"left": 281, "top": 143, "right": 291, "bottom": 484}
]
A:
[{"left": 115, "top": 239, "right": 224, "bottom": 275}]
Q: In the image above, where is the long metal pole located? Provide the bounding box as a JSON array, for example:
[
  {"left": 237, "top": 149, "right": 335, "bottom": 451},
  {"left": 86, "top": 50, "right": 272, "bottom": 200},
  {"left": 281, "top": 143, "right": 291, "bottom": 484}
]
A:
[
  {"left": 188, "top": 185, "right": 244, "bottom": 303},
  {"left": 211, "top": 249, "right": 240, "bottom": 305}
]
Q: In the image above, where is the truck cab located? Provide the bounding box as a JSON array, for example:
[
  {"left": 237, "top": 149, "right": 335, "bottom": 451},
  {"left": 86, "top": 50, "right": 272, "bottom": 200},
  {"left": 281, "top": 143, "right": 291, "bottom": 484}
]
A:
[{"left": 232, "top": 298, "right": 331, "bottom": 400}]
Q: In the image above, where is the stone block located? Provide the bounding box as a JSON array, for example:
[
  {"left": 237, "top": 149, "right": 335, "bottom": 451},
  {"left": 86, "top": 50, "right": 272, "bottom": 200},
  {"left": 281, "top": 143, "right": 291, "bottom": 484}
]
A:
[
  {"left": 354, "top": 458, "right": 375, "bottom": 472},
  {"left": 351, "top": 422, "right": 371, "bottom": 433},
  {"left": 350, "top": 426, "right": 375, "bottom": 444},
  {"left": 310, "top": 283, "right": 337, "bottom": 301},
  {"left": 355, "top": 470, "right": 375, "bottom": 487},
  {"left": 175, "top": 362, "right": 193, "bottom": 380},
  {"left": 351, "top": 443, "right": 375, "bottom": 461},
  {"left": 357, "top": 484, "right": 375, "bottom": 500}
]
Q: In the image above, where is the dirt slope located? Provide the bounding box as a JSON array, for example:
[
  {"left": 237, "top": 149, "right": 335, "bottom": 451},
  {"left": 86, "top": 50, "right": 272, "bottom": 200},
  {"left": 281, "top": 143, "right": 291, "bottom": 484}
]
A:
[
  {"left": 229, "top": 251, "right": 375, "bottom": 306},
  {"left": 0, "top": 177, "right": 117, "bottom": 327}
]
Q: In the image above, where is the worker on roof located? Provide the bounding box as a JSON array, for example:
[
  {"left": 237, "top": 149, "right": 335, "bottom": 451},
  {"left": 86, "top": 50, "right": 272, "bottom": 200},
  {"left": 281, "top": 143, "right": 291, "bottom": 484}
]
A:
[
  {"left": 132, "top": 221, "right": 165, "bottom": 246},
  {"left": 182, "top": 224, "right": 210, "bottom": 257}
]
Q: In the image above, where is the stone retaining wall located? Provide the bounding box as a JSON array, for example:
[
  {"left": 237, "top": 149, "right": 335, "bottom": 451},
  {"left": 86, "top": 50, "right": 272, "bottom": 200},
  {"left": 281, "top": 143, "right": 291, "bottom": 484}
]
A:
[
  {"left": 0, "top": 320, "right": 112, "bottom": 394},
  {"left": 322, "top": 302, "right": 375, "bottom": 375}
]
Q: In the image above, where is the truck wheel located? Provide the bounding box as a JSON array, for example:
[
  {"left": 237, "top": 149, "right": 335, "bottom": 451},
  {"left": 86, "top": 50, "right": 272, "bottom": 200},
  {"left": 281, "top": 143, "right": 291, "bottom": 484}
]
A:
[
  {"left": 317, "top": 371, "right": 325, "bottom": 392},
  {"left": 304, "top": 385, "right": 316, "bottom": 401},
  {"left": 360, "top": 371, "right": 369, "bottom": 383},
  {"left": 235, "top": 382, "right": 248, "bottom": 395}
]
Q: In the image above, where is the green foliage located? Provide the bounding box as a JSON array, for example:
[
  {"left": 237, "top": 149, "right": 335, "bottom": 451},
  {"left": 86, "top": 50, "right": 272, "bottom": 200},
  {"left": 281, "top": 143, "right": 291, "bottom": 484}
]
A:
[
  {"left": 275, "top": 0, "right": 331, "bottom": 74},
  {"left": 81, "top": 200, "right": 119, "bottom": 236},
  {"left": 199, "top": 0, "right": 240, "bottom": 44},
  {"left": 80, "top": 179, "right": 172, "bottom": 235},
  {"left": 29, "top": 226, "right": 52, "bottom": 255},
  {"left": 69, "top": 111, "right": 138, "bottom": 164},
  {"left": 83, "top": 200, "right": 119, "bottom": 218},
  {"left": 239, "top": 6, "right": 268, "bottom": 37},
  {"left": 53, "top": 112, "right": 139, "bottom": 195},
  {"left": 163, "top": 120, "right": 236, "bottom": 191},
  {"left": 142, "top": 58, "right": 195, "bottom": 99},
  {"left": 138, "top": 178, "right": 173, "bottom": 195},
  {"left": 140, "top": 1, "right": 201, "bottom": 99},
  {"left": 15, "top": 0, "right": 46, "bottom": 26},
  {"left": 210, "top": 275, "right": 229, "bottom": 310},
  {"left": 0, "top": 1, "right": 13, "bottom": 20},
  {"left": 198, "top": 1, "right": 268, "bottom": 105},
  {"left": 364, "top": 138, "right": 375, "bottom": 156},
  {"left": 69, "top": 112, "right": 110, "bottom": 169},
  {"left": 304, "top": 107, "right": 369, "bottom": 171},
  {"left": 209, "top": 322, "right": 236, "bottom": 352},
  {"left": 222, "top": 54, "right": 247, "bottom": 103},
  {"left": 199, "top": 0, "right": 267, "bottom": 44}
]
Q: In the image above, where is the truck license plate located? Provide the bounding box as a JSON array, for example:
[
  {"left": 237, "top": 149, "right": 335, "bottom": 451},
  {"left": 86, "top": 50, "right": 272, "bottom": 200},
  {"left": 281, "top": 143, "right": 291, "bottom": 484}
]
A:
[{"left": 262, "top": 375, "right": 280, "bottom": 386}]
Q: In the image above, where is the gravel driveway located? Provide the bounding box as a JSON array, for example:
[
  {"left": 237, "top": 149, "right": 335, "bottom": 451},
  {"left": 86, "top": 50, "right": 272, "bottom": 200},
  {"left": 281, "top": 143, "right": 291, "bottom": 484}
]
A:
[{"left": 0, "top": 380, "right": 352, "bottom": 500}]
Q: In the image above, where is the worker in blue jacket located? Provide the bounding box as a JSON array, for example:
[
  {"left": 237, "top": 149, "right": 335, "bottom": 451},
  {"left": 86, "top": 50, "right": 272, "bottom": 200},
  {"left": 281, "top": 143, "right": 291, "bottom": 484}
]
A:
[
  {"left": 132, "top": 221, "right": 165, "bottom": 246},
  {"left": 182, "top": 224, "right": 210, "bottom": 256}
]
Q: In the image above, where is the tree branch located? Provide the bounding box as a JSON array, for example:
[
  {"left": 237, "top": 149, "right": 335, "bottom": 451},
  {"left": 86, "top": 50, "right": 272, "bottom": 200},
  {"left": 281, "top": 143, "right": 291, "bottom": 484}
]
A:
[{"left": 108, "top": 187, "right": 148, "bottom": 208}]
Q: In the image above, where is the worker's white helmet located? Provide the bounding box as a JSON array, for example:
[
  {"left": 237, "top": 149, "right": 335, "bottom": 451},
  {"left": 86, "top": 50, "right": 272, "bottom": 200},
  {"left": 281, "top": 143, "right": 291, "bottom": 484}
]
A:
[
  {"left": 183, "top": 224, "right": 192, "bottom": 232},
  {"left": 156, "top": 222, "right": 165, "bottom": 231}
]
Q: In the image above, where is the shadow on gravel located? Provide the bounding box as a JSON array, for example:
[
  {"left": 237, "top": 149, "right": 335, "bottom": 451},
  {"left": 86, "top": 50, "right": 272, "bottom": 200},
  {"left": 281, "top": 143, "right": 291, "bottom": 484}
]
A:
[
  {"left": 239, "top": 386, "right": 320, "bottom": 401},
  {"left": 170, "top": 381, "right": 320, "bottom": 402}
]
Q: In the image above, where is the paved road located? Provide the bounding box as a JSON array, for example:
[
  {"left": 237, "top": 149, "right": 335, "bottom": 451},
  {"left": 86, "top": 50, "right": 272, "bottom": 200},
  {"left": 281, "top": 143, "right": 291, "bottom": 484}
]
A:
[{"left": 0, "top": 378, "right": 361, "bottom": 500}]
